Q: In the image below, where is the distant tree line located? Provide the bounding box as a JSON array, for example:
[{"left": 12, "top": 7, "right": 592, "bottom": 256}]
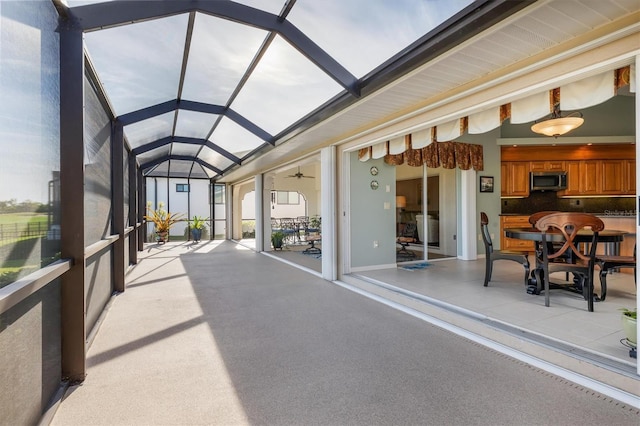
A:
[{"left": 0, "top": 199, "right": 48, "bottom": 214}]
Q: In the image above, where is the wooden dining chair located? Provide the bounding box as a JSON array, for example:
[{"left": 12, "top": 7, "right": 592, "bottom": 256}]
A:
[
  {"left": 597, "top": 244, "right": 636, "bottom": 301},
  {"left": 534, "top": 212, "right": 604, "bottom": 312},
  {"left": 529, "top": 211, "right": 569, "bottom": 280},
  {"left": 480, "top": 212, "right": 529, "bottom": 287},
  {"left": 528, "top": 211, "right": 560, "bottom": 226}
]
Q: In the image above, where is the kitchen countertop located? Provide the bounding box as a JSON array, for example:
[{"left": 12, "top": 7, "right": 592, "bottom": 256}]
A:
[{"left": 500, "top": 213, "right": 636, "bottom": 218}]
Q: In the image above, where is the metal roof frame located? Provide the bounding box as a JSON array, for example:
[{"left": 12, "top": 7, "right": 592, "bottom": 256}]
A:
[{"left": 59, "top": 0, "right": 534, "bottom": 180}]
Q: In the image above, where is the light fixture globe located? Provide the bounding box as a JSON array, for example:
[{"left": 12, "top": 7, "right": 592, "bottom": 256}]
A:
[{"left": 531, "top": 112, "right": 584, "bottom": 138}]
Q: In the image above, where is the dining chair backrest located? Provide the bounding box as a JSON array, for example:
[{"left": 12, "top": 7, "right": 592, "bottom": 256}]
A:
[
  {"left": 528, "top": 211, "right": 560, "bottom": 226},
  {"left": 480, "top": 212, "right": 493, "bottom": 253},
  {"left": 534, "top": 212, "right": 604, "bottom": 263}
]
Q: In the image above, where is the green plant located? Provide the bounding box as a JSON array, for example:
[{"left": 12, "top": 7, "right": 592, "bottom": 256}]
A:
[
  {"left": 144, "top": 202, "right": 184, "bottom": 234},
  {"left": 309, "top": 215, "right": 321, "bottom": 230},
  {"left": 189, "top": 215, "right": 209, "bottom": 230},
  {"left": 271, "top": 230, "right": 285, "bottom": 249},
  {"left": 620, "top": 308, "right": 637, "bottom": 319}
]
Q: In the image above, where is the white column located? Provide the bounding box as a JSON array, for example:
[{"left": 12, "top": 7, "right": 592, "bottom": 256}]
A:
[
  {"left": 321, "top": 146, "right": 337, "bottom": 280},
  {"left": 460, "top": 169, "right": 477, "bottom": 260},
  {"left": 634, "top": 55, "right": 639, "bottom": 376},
  {"left": 262, "top": 174, "right": 274, "bottom": 251},
  {"left": 254, "top": 174, "right": 264, "bottom": 252},
  {"left": 230, "top": 184, "right": 241, "bottom": 240}
]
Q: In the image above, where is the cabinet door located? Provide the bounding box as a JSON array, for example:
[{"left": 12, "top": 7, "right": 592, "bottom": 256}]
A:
[
  {"left": 625, "top": 159, "right": 636, "bottom": 194},
  {"left": 500, "top": 216, "right": 534, "bottom": 252},
  {"left": 580, "top": 161, "right": 601, "bottom": 194},
  {"left": 501, "top": 163, "right": 508, "bottom": 195},
  {"left": 508, "top": 162, "right": 529, "bottom": 197},
  {"left": 530, "top": 161, "right": 565, "bottom": 172},
  {"left": 601, "top": 160, "right": 625, "bottom": 194},
  {"left": 529, "top": 161, "right": 546, "bottom": 172},
  {"left": 545, "top": 161, "right": 565, "bottom": 171},
  {"left": 561, "top": 161, "right": 581, "bottom": 195}
]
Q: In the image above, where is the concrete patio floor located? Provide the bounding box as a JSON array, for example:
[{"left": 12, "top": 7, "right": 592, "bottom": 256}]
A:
[{"left": 50, "top": 240, "right": 639, "bottom": 425}]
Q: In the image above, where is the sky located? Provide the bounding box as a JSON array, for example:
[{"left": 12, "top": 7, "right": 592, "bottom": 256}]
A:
[{"left": 0, "top": 0, "right": 474, "bottom": 203}]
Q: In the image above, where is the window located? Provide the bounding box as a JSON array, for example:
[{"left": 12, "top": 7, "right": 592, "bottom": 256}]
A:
[
  {"left": 274, "top": 191, "right": 300, "bottom": 205},
  {"left": 176, "top": 184, "right": 190, "bottom": 192},
  {"left": 212, "top": 184, "right": 225, "bottom": 204}
]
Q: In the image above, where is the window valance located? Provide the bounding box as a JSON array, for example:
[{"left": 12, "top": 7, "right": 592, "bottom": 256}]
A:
[
  {"left": 358, "top": 65, "right": 632, "bottom": 168},
  {"left": 359, "top": 138, "right": 484, "bottom": 171}
]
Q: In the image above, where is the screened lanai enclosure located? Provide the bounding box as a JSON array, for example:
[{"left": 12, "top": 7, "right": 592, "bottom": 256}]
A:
[
  {"left": 6, "top": 0, "right": 639, "bottom": 424},
  {"left": 3, "top": 1, "right": 509, "bottom": 422}
]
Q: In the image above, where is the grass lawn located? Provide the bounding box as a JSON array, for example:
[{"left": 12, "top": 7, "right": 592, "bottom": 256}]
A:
[{"left": 0, "top": 212, "right": 48, "bottom": 225}]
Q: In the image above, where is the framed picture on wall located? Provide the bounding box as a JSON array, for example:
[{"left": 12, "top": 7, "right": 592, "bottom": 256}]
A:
[{"left": 480, "top": 176, "right": 494, "bottom": 193}]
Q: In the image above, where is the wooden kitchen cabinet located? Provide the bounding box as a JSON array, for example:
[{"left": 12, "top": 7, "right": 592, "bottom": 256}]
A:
[
  {"left": 579, "top": 160, "right": 601, "bottom": 195},
  {"left": 561, "top": 161, "right": 581, "bottom": 196},
  {"left": 625, "top": 159, "right": 636, "bottom": 193},
  {"left": 501, "top": 162, "right": 529, "bottom": 197},
  {"left": 601, "top": 160, "right": 626, "bottom": 195},
  {"left": 500, "top": 215, "right": 535, "bottom": 252},
  {"left": 562, "top": 159, "right": 635, "bottom": 196},
  {"left": 530, "top": 161, "right": 565, "bottom": 172},
  {"left": 501, "top": 144, "right": 635, "bottom": 197}
]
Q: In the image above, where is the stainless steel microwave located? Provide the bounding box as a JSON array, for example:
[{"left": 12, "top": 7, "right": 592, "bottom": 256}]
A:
[{"left": 530, "top": 171, "right": 567, "bottom": 191}]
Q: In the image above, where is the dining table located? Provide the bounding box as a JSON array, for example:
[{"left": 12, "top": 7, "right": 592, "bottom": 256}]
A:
[{"left": 504, "top": 227, "right": 627, "bottom": 297}]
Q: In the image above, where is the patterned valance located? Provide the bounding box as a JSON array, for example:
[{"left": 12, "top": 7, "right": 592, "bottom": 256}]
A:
[
  {"left": 378, "top": 139, "right": 484, "bottom": 171},
  {"left": 358, "top": 65, "right": 632, "bottom": 167}
]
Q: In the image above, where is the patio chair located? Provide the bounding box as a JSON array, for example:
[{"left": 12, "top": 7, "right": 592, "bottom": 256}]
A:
[
  {"left": 279, "top": 217, "right": 298, "bottom": 243},
  {"left": 397, "top": 222, "right": 418, "bottom": 259},
  {"left": 597, "top": 244, "right": 636, "bottom": 301},
  {"left": 533, "top": 212, "right": 604, "bottom": 312},
  {"left": 480, "top": 212, "right": 530, "bottom": 287}
]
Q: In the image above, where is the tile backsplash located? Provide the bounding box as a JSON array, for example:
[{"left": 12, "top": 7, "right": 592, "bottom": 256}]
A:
[{"left": 502, "top": 192, "right": 636, "bottom": 216}]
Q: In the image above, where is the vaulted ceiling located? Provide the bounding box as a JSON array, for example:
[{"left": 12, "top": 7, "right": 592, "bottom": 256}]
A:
[{"left": 61, "top": 0, "right": 639, "bottom": 182}]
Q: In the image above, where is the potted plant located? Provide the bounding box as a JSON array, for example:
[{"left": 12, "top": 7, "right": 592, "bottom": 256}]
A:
[
  {"left": 620, "top": 308, "right": 637, "bottom": 345},
  {"left": 189, "top": 215, "right": 208, "bottom": 242},
  {"left": 271, "top": 230, "right": 285, "bottom": 250},
  {"left": 144, "top": 202, "right": 184, "bottom": 244},
  {"left": 308, "top": 215, "right": 321, "bottom": 233}
]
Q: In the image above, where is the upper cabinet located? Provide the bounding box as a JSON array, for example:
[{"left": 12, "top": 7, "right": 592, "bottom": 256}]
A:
[
  {"left": 502, "top": 162, "right": 529, "bottom": 197},
  {"left": 601, "top": 160, "right": 626, "bottom": 195},
  {"left": 529, "top": 161, "right": 565, "bottom": 172},
  {"left": 501, "top": 144, "right": 635, "bottom": 197},
  {"left": 625, "top": 159, "right": 636, "bottom": 194}
]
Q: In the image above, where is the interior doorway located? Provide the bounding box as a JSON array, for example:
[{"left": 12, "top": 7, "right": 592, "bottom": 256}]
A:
[
  {"left": 427, "top": 168, "right": 457, "bottom": 259},
  {"left": 395, "top": 165, "right": 425, "bottom": 263},
  {"left": 395, "top": 165, "right": 457, "bottom": 261}
]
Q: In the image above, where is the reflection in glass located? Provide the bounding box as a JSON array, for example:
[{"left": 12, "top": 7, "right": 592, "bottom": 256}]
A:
[{"left": 0, "top": 1, "right": 61, "bottom": 288}]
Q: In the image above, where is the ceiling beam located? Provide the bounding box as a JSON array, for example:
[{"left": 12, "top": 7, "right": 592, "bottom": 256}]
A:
[
  {"left": 118, "top": 99, "right": 273, "bottom": 143},
  {"left": 132, "top": 136, "right": 242, "bottom": 165},
  {"left": 118, "top": 100, "right": 178, "bottom": 126},
  {"left": 140, "top": 155, "right": 223, "bottom": 176}
]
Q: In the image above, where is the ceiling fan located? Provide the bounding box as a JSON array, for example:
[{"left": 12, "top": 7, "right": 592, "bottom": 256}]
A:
[{"left": 286, "top": 166, "right": 314, "bottom": 179}]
